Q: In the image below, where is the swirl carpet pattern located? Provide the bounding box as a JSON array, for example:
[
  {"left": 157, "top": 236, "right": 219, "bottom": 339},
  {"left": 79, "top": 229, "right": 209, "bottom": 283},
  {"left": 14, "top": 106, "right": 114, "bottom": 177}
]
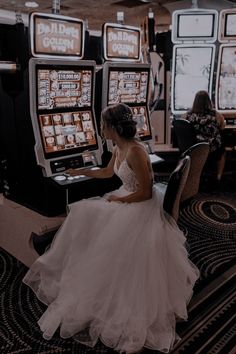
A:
[
  {"left": 178, "top": 192, "right": 236, "bottom": 288},
  {"left": 0, "top": 192, "right": 236, "bottom": 354}
]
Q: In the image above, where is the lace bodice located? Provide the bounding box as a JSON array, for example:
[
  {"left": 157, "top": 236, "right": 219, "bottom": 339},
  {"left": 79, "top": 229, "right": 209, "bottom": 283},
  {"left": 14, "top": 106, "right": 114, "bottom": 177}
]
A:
[{"left": 114, "top": 159, "right": 139, "bottom": 192}]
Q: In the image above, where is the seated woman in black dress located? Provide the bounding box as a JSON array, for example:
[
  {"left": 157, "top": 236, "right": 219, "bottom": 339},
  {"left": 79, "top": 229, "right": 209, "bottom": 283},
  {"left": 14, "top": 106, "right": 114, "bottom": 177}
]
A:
[{"left": 183, "top": 90, "right": 226, "bottom": 182}]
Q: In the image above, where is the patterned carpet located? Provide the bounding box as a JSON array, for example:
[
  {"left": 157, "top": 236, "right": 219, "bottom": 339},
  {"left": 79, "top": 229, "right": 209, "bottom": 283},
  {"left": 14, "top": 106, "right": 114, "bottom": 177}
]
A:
[
  {"left": 0, "top": 192, "right": 236, "bottom": 354},
  {"left": 172, "top": 191, "right": 236, "bottom": 353},
  {"left": 172, "top": 269, "right": 236, "bottom": 354},
  {"left": 178, "top": 191, "right": 236, "bottom": 290}
]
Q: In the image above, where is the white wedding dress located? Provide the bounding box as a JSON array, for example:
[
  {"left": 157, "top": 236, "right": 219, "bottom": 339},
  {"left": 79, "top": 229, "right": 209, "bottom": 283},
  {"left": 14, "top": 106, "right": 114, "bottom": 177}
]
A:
[{"left": 23, "top": 158, "right": 199, "bottom": 353}]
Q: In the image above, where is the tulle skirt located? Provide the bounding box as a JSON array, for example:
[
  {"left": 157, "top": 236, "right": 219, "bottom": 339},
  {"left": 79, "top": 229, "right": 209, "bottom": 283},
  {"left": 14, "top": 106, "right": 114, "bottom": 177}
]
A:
[{"left": 23, "top": 185, "right": 199, "bottom": 353}]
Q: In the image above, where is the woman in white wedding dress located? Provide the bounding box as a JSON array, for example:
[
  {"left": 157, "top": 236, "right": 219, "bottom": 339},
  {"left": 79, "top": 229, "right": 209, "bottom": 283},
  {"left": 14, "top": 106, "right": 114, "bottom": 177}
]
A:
[{"left": 23, "top": 103, "right": 199, "bottom": 354}]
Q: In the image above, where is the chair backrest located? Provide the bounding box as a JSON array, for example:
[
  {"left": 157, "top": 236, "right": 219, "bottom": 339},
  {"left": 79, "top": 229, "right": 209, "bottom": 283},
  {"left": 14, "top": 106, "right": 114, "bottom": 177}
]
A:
[
  {"left": 172, "top": 118, "right": 198, "bottom": 153},
  {"left": 181, "top": 142, "right": 210, "bottom": 202},
  {"left": 163, "top": 155, "right": 190, "bottom": 221}
]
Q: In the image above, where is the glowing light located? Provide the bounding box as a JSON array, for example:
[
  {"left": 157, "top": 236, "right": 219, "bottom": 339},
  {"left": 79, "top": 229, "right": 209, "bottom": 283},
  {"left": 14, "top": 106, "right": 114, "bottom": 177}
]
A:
[{"left": 25, "top": 1, "right": 39, "bottom": 8}]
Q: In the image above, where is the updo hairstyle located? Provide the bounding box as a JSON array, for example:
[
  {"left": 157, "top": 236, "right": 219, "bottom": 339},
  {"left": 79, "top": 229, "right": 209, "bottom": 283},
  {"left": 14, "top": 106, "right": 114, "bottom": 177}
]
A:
[{"left": 101, "top": 103, "right": 137, "bottom": 139}]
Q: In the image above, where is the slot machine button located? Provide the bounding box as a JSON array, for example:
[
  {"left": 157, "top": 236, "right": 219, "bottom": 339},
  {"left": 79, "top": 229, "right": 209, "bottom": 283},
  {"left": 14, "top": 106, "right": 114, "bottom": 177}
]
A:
[{"left": 54, "top": 175, "right": 67, "bottom": 181}]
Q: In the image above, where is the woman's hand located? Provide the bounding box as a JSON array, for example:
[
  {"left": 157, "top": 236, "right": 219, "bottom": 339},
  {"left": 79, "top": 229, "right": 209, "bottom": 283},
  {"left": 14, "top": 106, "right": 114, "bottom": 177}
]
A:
[
  {"left": 107, "top": 194, "right": 121, "bottom": 203},
  {"left": 66, "top": 168, "right": 85, "bottom": 177}
]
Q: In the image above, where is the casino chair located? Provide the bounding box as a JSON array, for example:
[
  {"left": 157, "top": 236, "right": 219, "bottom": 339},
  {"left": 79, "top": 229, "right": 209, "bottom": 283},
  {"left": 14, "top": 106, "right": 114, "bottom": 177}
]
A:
[
  {"left": 180, "top": 142, "right": 210, "bottom": 202},
  {"left": 172, "top": 119, "right": 212, "bottom": 194},
  {"left": 162, "top": 155, "right": 191, "bottom": 222},
  {"left": 172, "top": 118, "right": 198, "bottom": 153}
]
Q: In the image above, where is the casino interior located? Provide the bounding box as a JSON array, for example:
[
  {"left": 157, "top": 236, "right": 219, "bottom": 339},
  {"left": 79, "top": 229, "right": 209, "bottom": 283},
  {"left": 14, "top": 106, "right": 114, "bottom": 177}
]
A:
[{"left": 0, "top": 1, "right": 236, "bottom": 353}]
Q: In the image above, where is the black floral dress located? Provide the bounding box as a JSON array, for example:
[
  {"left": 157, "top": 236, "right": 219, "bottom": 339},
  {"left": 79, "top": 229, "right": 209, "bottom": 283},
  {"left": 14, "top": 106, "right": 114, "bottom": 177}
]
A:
[{"left": 185, "top": 110, "right": 223, "bottom": 154}]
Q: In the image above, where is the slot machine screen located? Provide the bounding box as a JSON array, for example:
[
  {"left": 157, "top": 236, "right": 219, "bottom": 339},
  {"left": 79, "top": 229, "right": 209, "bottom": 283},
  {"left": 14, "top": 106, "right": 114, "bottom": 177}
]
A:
[
  {"left": 107, "top": 67, "right": 152, "bottom": 140},
  {"left": 177, "top": 14, "right": 214, "bottom": 39},
  {"left": 36, "top": 64, "right": 99, "bottom": 158},
  {"left": 130, "top": 105, "right": 151, "bottom": 140},
  {"left": 216, "top": 46, "right": 236, "bottom": 111},
  {"left": 172, "top": 10, "right": 218, "bottom": 43},
  {"left": 172, "top": 45, "right": 214, "bottom": 114},
  {"left": 225, "top": 13, "right": 236, "bottom": 37}
]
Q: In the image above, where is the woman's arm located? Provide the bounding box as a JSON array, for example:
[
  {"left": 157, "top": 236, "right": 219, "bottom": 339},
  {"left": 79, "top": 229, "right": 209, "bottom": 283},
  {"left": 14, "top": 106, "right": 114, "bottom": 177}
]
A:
[
  {"left": 67, "top": 149, "right": 116, "bottom": 179},
  {"left": 216, "top": 112, "right": 226, "bottom": 130},
  {"left": 107, "top": 146, "right": 153, "bottom": 203}
]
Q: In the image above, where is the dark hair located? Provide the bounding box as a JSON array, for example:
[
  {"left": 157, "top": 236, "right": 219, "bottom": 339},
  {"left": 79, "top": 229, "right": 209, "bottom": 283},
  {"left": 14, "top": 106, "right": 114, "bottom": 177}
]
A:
[
  {"left": 101, "top": 103, "right": 137, "bottom": 139},
  {"left": 191, "top": 90, "right": 214, "bottom": 114}
]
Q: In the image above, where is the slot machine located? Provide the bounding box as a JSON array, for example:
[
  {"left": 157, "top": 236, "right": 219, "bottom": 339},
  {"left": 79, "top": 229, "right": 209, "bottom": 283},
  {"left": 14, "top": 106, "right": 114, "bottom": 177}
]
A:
[
  {"left": 215, "top": 9, "right": 236, "bottom": 149},
  {"left": 171, "top": 8, "right": 218, "bottom": 117},
  {"left": 30, "top": 59, "right": 102, "bottom": 175},
  {"left": 29, "top": 12, "right": 103, "bottom": 178},
  {"left": 0, "top": 12, "right": 106, "bottom": 216},
  {"left": 100, "top": 22, "right": 161, "bottom": 164}
]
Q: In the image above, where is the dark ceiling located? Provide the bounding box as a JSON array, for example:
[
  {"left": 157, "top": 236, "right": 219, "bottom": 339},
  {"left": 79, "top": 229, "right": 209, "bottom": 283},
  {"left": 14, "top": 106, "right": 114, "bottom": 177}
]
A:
[{"left": 0, "top": 0, "right": 235, "bottom": 31}]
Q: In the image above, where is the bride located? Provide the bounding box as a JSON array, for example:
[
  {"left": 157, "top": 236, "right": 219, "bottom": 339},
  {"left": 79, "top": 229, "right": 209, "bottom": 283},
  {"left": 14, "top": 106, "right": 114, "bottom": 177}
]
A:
[{"left": 23, "top": 103, "right": 199, "bottom": 354}]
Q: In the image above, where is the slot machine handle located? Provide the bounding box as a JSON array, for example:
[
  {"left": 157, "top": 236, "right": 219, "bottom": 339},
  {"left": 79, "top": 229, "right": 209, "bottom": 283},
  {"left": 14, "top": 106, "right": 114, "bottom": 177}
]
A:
[{"left": 150, "top": 83, "right": 163, "bottom": 112}]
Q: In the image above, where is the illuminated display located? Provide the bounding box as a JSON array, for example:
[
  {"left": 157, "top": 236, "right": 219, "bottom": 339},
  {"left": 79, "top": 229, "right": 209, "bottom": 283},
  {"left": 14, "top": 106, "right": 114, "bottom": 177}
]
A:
[
  {"left": 130, "top": 106, "right": 151, "bottom": 139},
  {"left": 172, "top": 45, "right": 214, "bottom": 113},
  {"left": 216, "top": 46, "right": 236, "bottom": 111},
  {"left": 172, "top": 9, "right": 218, "bottom": 43},
  {"left": 38, "top": 110, "right": 97, "bottom": 155},
  {"left": 108, "top": 69, "right": 149, "bottom": 105},
  {"left": 106, "top": 67, "right": 151, "bottom": 140},
  {"left": 37, "top": 68, "right": 92, "bottom": 110},
  {"left": 35, "top": 65, "right": 98, "bottom": 158},
  {"left": 218, "top": 10, "right": 236, "bottom": 42},
  {"left": 103, "top": 23, "right": 141, "bottom": 61},
  {"left": 29, "top": 58, "right": 102, "bottom": 176},
  {"left": 177, "top": 14, "right": 214, "bottom": 38},
  {"left": 30, "top": 12, "right": 84, "bottom": 58},
  {"left": 225, "top": 13, "right": 236, "bottom": 37}
]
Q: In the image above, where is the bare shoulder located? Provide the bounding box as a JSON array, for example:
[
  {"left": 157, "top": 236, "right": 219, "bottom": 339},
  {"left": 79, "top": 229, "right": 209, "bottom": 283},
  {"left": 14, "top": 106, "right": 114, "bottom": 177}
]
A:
[
  {"left": 113, "top": 145, "right": 118, "bottom": 155},
  {"left": 127, "top": 143, "right": 148, "bottom": 161}
]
